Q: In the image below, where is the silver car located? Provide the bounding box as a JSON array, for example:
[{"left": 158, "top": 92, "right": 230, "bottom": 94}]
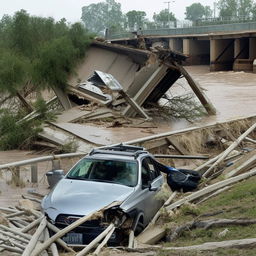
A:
[{"left": 42, "top": 144, "right": 164, "bottom": 244}]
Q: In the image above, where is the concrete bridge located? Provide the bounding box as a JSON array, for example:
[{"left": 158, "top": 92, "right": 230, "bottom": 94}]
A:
[{"left": 108, "top": 22, "right": 256, "bottom": 72}]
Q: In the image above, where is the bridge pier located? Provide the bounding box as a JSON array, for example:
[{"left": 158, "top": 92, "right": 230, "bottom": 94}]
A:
[
  {"left": 182, "top": 39, "right": 210, "bottom": 65},
  {"left": 233, "top": 38, "right": 252, "bottom": 71},
  {"left": 249, "top": 38, "right": 256, "bottom": 59},
  {"left": 210, "top": 39, "right": 234, "bottom": 71},
  {"left": 169, "top": 38, "right": 183, "bottom": 52}
]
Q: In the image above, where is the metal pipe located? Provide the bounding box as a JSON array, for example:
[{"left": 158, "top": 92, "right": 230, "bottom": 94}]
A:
[
  {"left": 0, "top": 152, "right": 86, "bottom": 170},
  {"left": 154, "top": 154, "right": 209, "bottom": 160}
]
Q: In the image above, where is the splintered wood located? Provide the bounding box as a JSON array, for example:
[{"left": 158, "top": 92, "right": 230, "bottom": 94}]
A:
[{"left": 0, "top": 196, "right": 120, "bottom": 256}]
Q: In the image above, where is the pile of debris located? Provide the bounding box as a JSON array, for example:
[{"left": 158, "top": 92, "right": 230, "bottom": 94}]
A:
[
  {"left": 17, "top": 40, "right": 216, "bottom": 152},
  {"left": 0, "top": 121, "right": 255, "bottom": 255},
  {"left": 129, "top": 121, "right": 256, "bottom": 252}
]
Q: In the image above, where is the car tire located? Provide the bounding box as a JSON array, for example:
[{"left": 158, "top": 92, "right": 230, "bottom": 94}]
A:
[{"left": 134, "top": 221, "right": 144, "bottom": 236}]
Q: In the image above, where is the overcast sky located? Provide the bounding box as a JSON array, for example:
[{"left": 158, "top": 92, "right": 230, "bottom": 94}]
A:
[{"left": 1, "top": 0, "right": 216, "bottom": 23}]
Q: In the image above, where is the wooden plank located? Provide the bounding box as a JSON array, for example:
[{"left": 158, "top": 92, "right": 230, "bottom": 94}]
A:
[
  {"left": 166, "top": 136, "right": 189, "bottom": 155},
  {"left": 22, "top": 217, "right": 47, "bottom": 256},
  {"left": 136, "top": 226, "right": 166, "bottom": 245},
  {"left": 166, "top": 167, "right": 256, "bottom": 212},
  {"left": 163, "top": 238, "right": 256, "bottom": 251},
  {"left": 52, "top": 87, "right": 72, "bottom": 110},
  {"left": 55, "top": 107, "right": 90, "bottom": 123},
  {"left": 120, "top": 90, "right": 151, "bottom": 120},
  {"left": 31, "top": 201, "right": 121, "bottom": 256},
  {"left": 141, "top": 138, "right": 168, "bottom": 150},
  {"left": 68, "top": 87, "right": 108, "bottom": 105},
  {"left": 76, "top": 223, "right": 115, "bottom": 256},
  {"left": 224, "top": 151, "right": 256, "bottom": 178},
  {"left": 123, "top": 65, "right": 169, "bottom": 117},
  {"left": 203, "top": 122, "right": 256, "bottom": 177},
  {"left": 175, "top": 63, "right": 216, "bottom": 115}
]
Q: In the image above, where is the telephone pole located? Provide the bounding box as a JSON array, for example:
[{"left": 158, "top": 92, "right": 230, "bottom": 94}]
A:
[{"left": 164, "top": 1, "right": 175, "bottom": 28}]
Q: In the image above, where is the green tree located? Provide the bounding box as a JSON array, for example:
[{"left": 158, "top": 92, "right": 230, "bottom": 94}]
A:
[
  {"left": 0, "top": 50, "right": 29, "bottom": 94},
  {"left": 204, "top": 6, "right": 213, "bottom": 18},
  {"left": 185, "top": 3, "right": 207, "bottom": 21},
  {"left": 10, "top": 10, "right": 33, "bottom": 57},
  {"left": 0, "top": 10, "right": 92, "bottom": 95},
  {"left": 81, "top": 0, "right": 124, "bottom": 34},
  {"left": 33, "top": 37, "right": 77, "bottom": 91},
  {"left": 238, "top": 0, "right": 253, "bottom": 17},
  {"left": 126, "top": 10, "right": 146, "bottom": 30},
  {"left": 217, "top": 0, "right": 238, "bottom": 18},
  {"left": 153, "top": 9, "right": 176, "bottom": 27}
]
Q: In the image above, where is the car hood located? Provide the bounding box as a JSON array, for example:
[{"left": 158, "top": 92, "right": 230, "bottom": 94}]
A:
[{"left": 42, "top": 178, "right": 135, "bottom": 221}]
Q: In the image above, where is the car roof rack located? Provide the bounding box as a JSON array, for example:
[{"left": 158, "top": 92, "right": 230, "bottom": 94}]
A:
[{"left": 89, "top": 143, "right": 148, "bottom": 159}]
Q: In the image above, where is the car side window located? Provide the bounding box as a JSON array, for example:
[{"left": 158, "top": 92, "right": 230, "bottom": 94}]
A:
[
  {"left": 141, "top": 158, "right": 151, "bottom": 188},
  {"left": 148, "top": 158, "right": 161, "bottom": 179}
]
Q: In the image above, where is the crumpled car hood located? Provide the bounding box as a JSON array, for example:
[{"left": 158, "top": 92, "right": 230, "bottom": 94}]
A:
[{"left": 42, "top": 178, "right": 134, "bottom": 221}]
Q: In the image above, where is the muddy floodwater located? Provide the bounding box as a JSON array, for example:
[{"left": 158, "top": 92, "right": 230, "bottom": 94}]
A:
[
  {"left": 60, "top": 65, "right": 256, "bottom": 145},
  {"left": 185, "top": 65, "right": 256, "bottom": 122},
  {"left": 155, "top": 65, "right": 256, "bottom": 131}
]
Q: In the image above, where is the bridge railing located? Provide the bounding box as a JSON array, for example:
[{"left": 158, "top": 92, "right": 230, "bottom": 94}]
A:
[{"left": 108, "top": 21, "right": 256, "bottom": 40}]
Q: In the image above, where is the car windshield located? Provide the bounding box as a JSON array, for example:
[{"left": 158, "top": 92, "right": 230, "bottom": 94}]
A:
[{"left": 66, "top": 158, "right": 138, "bottom": 187}]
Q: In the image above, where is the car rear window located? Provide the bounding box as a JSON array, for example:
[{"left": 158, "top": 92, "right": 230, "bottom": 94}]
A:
[{"left": 67, "top": 158, "right": 138, "bottom": 187}]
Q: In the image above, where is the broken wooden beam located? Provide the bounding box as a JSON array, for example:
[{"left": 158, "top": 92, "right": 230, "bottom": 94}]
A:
[
  {"left": 163, "top": 237, "right": 256, "bottom": 251},
  {"left": 203, "top": 122, "right": 256, "bottom": 177},
  {"left": 31, "top": 201, "right": 121, "bottom": 256},
  {"left": 93, "top": 226, "right": 116, "bottom": 255},
  {"left": 166, "top": 167, "right": 256, "bottom": 212},
  {"left": 174, "top": 62, "right": 216, "bottom": 115},
  {"left": 76, "top": 223, "right": 115, "bottom": 256},
  {"left": 22, "top": 217, "right": 47, "bottom": 256}
]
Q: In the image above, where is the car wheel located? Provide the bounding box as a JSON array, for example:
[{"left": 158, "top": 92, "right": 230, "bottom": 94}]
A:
[{"left": 134, "top": 221, "right": 144, "bottom": 236}]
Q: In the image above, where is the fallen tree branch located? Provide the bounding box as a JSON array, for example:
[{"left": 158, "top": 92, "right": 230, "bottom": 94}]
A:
[{"left": 168, "top": 218, "right": 256, "bottom": 242}]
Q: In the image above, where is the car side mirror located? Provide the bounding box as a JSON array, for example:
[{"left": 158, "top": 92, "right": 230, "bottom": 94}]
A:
[
  {"left": 142, "top": 184, "right": 150, "bottom": 190},
  {"left": 149, "top": 183, "right": 158, "bottom": 191}
]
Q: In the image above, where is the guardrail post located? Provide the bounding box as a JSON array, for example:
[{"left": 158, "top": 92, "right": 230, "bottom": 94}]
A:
[
  {"left": 31, "top": 164, "right": 38, "bottom": 183},
  {"left": 12, "top": 167, "right": 20, "bottom": 180}
]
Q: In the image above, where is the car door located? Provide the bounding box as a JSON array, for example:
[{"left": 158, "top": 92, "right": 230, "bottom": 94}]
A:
[
  {"left": 120, "top": 156, "right": 164, "bottom": 226},
  {"left": 139, "top": 156, "right": 164, "bottom": 224}
]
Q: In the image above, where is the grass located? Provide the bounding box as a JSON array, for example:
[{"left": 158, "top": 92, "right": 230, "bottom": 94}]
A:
[{"left": 157, "top": 175, "right": 256, "bottom": 255}]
